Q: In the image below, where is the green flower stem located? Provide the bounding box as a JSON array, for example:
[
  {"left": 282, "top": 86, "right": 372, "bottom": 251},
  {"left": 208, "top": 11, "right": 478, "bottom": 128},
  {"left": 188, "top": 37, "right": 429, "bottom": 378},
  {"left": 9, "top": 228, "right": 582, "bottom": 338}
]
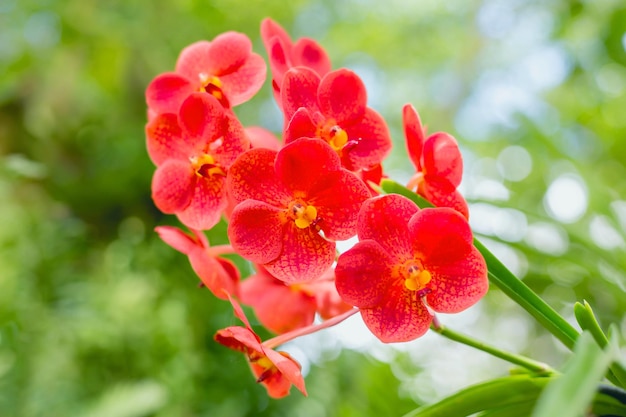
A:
[
  {"left": 431, "top": 315, "right": 556, "bottom": 375},
  {"left": 263, "top": 308, "right": 360, "bottom": 349}
]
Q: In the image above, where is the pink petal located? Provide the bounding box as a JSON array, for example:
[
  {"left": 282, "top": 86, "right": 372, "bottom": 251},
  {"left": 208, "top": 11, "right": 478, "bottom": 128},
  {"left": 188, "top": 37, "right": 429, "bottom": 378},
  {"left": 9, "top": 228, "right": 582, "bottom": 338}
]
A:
[
  {"left": 318, "top": 69, "right": 366, "bottom": 124},
  {"left": 175, "top": 41, "right": 213, "bottom": 82},
  {"left": 425, "top": 246, "right": 488, "bottom": 313},
  {"left": 240, "top": 271, "right": 316, "bottom": 334},
  {"left": 206, "top": 32, "right": 252, "bottom": 74},
  {"left": 245, "top": 126, "right": 281, "bottom": 151},
  {"left": 262, "top": 348, "right": 308, "bottom": 396},
  {"left": 357, "top": 194, "right": 419, "bottom": 261},
  {"left": 265, "top": 36, "right": 291, "bottom": 88},
  {"left": 219, "top": 53, "right": 267, "bottom": 107},
  {"left": 342, "top": 108, "right": 392, "bottom": 171},
  {"left": 422, "top": 132, "right": 463, "bottom": 187},
  {"left": 264, "top": 223, "right": 335, "bottom": 284},
  {"left": 335, "top": 240, "right": 394, "bottom": 308},
  {"left": 145, "top": 113, "right": 188, "bottom": 165},
  {"left": 420, "top": 178, "right": 469, "bottom": 219},
  {"left": 189, "top": 246, "right": 239, "bottom": 299},
  {"left": 214, "top": 325, "right": 261, "bottom": 354},
  {"left": 309, "top": 170, "right": 370, "bottom": 241},
  {"left": 226, "top": 148, "right": 290, "bottom": 207},
  {"left": 176, "top": 175, "right": 227, "bottom": 230},
  {"left": 228, "top": 199, "right": 286, "bottom": 264},
  {"left": 360, "top": 288, "right": 433, "bottom": 343},
  {"left": 261, "top": 18, "right": 293, "bottom": 52},
  {"left": 151, "top": 160, "right": 195, "bottom": 213},
  {"left": 283, "top": 107, "right": 317, "bottom": 144},
  {"left": 281, "top": 67, "right": 321, "bottom": 122},
  {"left": 408, "top": 207, "right": 474, "bottom": 265},
  {"left": 146, "top": 72, "right": 195, "bottom": 115},
  {"left": 292, "top": 38, "right": 331, "bottom": 77},
  {"left": 211, "top": 115, "right": 250, "bottom": 168},
  {"left": 275, "top": 138, "right": 342, "bottom": 195},
  {"left": 154, "top": 225, "right": 197, "bottom": 255},
  {"left": 178, "top": 93, "right": 225, "bottom": 145},
  {"left": 402, "top": 103, "right": 425, "bottom": 171}
]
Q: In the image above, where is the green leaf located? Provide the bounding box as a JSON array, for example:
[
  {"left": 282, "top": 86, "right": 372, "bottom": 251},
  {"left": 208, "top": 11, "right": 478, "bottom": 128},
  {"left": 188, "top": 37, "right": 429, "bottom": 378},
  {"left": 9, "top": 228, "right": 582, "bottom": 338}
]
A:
[
  {"left": 381, "top": 179, "right": 580, "bottom": 350},
  {"left": 531, "top": 331, "right": 619, "bottom": 417},
  {"left": 402, "top": 375, "right": 554, "bottom": 417},
  {"left": 574, "top": 301, "right": 626, "bottom": 388}
]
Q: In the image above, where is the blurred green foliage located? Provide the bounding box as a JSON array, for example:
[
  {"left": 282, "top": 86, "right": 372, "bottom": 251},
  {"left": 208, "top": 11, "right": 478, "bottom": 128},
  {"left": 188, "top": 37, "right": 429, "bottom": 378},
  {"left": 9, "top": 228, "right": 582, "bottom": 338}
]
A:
[{"left": 1, "top": 0, "right": 626, "bottom": 416}]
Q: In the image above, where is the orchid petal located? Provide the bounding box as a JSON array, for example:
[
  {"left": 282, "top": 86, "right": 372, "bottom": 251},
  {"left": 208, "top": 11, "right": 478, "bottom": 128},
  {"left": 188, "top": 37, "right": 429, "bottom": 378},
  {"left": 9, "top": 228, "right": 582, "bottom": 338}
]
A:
[
  {"left": 146, "top": 72, "right": 195, "bottom": 115},
  {"left": 151, "top": 160, "right": 195, "bottom": 213},
  {"left": 426, "top": 246, "right": 488, "bottom": 313},
  {"left": 228, "top": 200, "right": 285, "bottom": 264},
  {"left": 360, "top": 288, "right": 433, "bottom": 343},
  {"left": 176, "top": 175, "right": 227, "bottom": 230},
  {"left": 357, "top": 194, "right": 419, "bottom": 260},
  {"left": 264, "top": 223, "right": 335, "bottom": 284},
  {"left": 318, "top": 69, "right": 366, "bottom": 124},
  {"left": 275, "top": 138, "right": 341, "bottom": 195},
  {"left": 408, "top": 207, "right": 474, "bottom": 264},
  {"left": 335, "top": 240, "right": 394, "bottom": 308},
  {"left": 226, "top": 148, "right": 290, "bottom": 206},
  {"left": 281, "top": 67, "right": 320, "bottom": 121}
]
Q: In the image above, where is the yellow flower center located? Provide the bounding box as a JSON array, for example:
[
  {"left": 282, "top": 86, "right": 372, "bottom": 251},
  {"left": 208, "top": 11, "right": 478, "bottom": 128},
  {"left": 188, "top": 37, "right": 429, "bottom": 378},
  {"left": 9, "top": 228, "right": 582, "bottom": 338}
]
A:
[
  {"left": 198, "top": 73, "right": 227, "bottom": 106},
  {"left": 403, "top": 263, "right": 432, "bottom": 292},
  {"left": 288, "top": 201, "right": 318, "bottom": 229},
  {"left": 190, "top": 153, "right": 225, "bottom": 178},
  {"left": 317, "top": 120, "right": 349, "bottom": 152}
]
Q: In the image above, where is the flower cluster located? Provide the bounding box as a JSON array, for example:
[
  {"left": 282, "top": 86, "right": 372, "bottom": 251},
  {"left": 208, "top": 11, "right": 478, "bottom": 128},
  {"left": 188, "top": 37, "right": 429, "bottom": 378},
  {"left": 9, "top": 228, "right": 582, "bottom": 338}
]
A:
[{"left": 145, "top": 18, "right": 488, "bottom": 398}]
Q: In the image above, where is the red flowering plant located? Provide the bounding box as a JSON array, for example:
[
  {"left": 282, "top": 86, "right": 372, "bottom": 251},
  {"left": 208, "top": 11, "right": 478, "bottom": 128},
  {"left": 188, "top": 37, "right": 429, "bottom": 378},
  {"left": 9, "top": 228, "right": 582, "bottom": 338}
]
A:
[{"left": 145, "top": 19, "right": 626, "bottom": 416}]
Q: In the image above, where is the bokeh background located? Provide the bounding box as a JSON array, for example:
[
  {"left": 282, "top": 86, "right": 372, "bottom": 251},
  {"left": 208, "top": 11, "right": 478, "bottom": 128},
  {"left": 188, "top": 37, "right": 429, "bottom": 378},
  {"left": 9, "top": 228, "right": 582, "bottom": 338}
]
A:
[{"left": 2, "top": 0, "right": 626, "bottom": 416}]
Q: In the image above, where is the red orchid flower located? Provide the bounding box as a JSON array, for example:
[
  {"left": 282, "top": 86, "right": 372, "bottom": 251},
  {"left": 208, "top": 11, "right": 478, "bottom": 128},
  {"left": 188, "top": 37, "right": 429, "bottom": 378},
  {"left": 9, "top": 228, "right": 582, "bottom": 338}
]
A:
[
  {"left": 147, "top": 93, "right": 249, "bottom": 230},
  {"left": 155, "top": 226, "right": 239, "bottom": 299},
  {"left": 281, "top": 67, "right": 392, "bottom": 173},
  {"left": 403, "top": 104, "right": 469, "bottom": 218},
  {"left": 226, "top": 137, "right": 370, "bottom": 284},
  {"left": 240, "top": 265, "right": 351, "bottom": 334},
  {"left": 214, "top": 295, "right": 307, "bottom": 398},
  {"left": 146, "top": 32, "right": 266, "bottom": 114},
  {"left": 335, "top": 194, "right": 488, "bottom": 343},
  {"left": 260, "top": 18, "right": 331, "bottom": 108}
]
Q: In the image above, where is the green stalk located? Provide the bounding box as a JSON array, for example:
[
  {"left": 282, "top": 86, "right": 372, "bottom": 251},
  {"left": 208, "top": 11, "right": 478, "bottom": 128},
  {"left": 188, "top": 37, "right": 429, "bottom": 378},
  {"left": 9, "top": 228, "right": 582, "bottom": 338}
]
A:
[{"left": 431, "top": 316, "right": 555, "bottom": 375}]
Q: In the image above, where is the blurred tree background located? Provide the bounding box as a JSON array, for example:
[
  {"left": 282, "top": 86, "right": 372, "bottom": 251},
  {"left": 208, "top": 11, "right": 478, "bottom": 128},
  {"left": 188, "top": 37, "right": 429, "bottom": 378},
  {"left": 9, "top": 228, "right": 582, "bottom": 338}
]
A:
[{"left": 1, "top": 0, "right": 625, "bottom": 416}]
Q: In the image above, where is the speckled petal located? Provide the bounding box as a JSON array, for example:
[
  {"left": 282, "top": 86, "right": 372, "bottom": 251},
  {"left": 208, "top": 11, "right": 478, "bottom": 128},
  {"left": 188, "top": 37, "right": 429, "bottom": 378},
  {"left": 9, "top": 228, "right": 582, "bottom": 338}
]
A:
[
  {"left": 219, "top": 53, "right": 267, "bottom": 106},
  {"left": 146, "top": 72, "right": 195, "bottom": 115},
  {"left": 264, "top": 223, "right": 335, "bottom": 284},
  {"left": 425, "top": 246, "right": 488, "bottom": 313},
  {"left": 176, "top": 175, "right": 227, "bottom": 230},
  {"left": 402, "top": 103, "right": 425, "bottom": 171},
  {"left": 357, "top": 194, "right": 419, "bottom": 261},
  {"left": 309, "top": 170, "right": 370, "bottom": 241},
  {"left": 281, "top": 67, "right": 320, "bottom": 122},
  {"left": 408, "top": 207, "right": 474, "bottom": 265},
  {"left": 228, "top": 199, "right": 286, "bottom": 265},
  {"left": 145, "top": 113, "right": 188, "bottom": 165},
  {"left": 360, "top": 288, "right": 433, "bottom": 343},
  {"left": 276, "top": 138, "right": 342, "bottom": 195},
  {"left": 178, "top": 93, "right": 225, "bottom": 146},
  {"left": 226, "top": 148, "right": 290, "bottom": 207},
  {"left": 422, "top": 132, "right": 463, "bottom": 187},
  {"left": 318, "top": 69, "right": 366, "bottom": 124},
  {"left": 151, "top": 160, "right": 195, "bottom": 214},
  {"left": 342, "top": 108, "right": 392, "bottom": 171},
  {"left": 335, "top": 240, "right": 394, "bottom": 308}
]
